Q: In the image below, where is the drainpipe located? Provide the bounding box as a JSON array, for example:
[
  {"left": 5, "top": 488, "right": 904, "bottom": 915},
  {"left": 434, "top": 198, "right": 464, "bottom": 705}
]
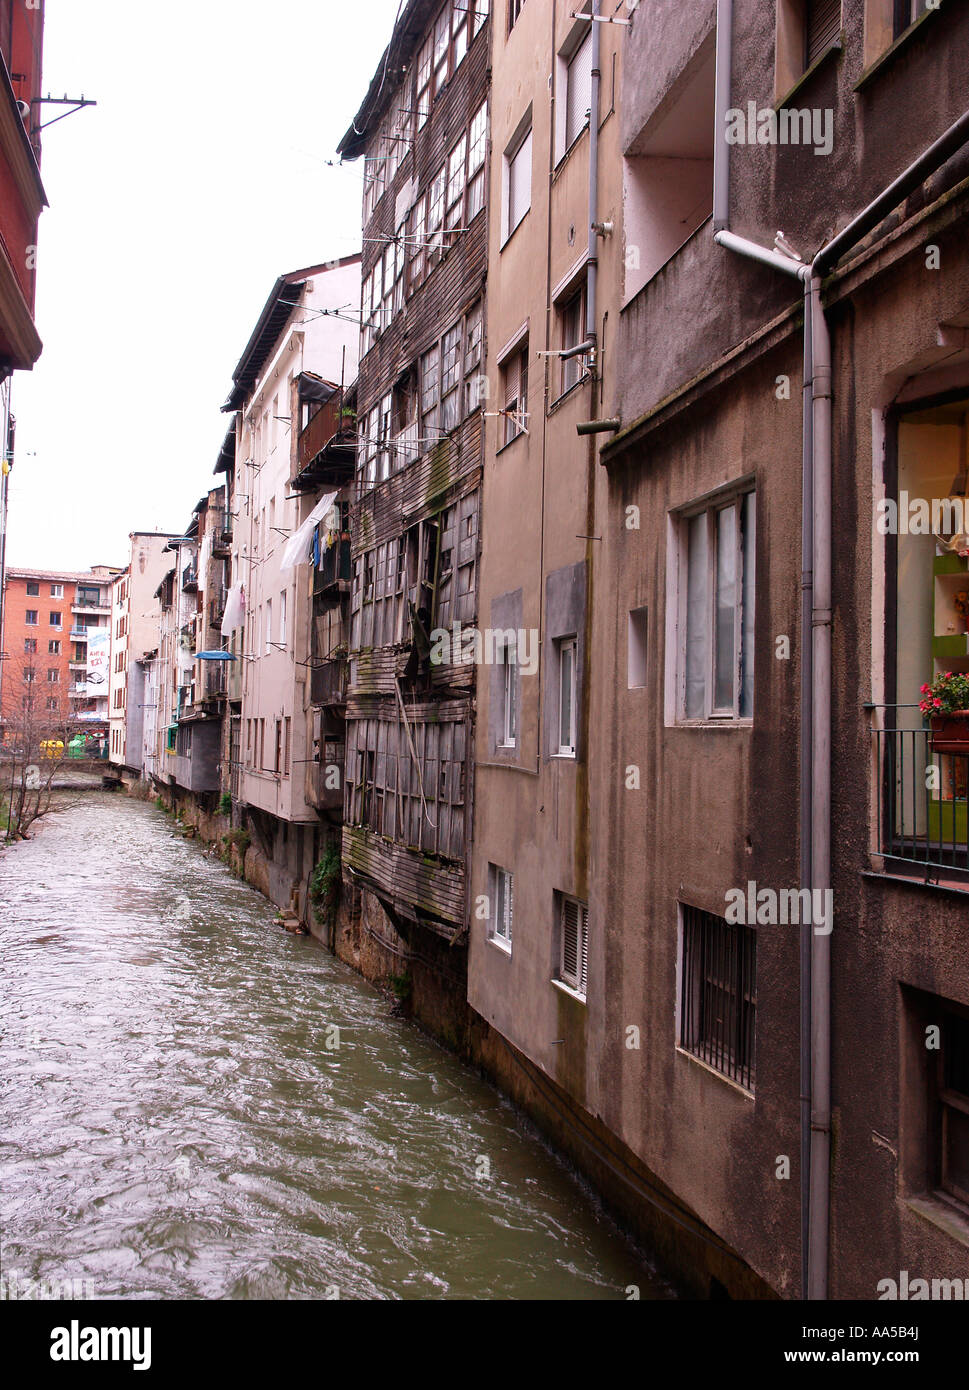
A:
[
  {"left": 586, "top": 0, "right": 601, "bottom": 345},
  {"left": 712, "top": 0, "right": 816, "bottom": 1300}
]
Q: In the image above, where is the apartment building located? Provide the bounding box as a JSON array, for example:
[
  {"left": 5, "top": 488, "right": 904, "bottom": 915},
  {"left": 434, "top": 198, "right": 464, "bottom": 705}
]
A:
[
  {"left": 1, "top": 567, "right": 75, "bottom": 736},
  {"left": 335, "top": 0, "right": 490, "bottom": 1027},
  {"left": 0, "top": 565, "right": 118, "bottom": 752},
  {"left": 582, "top": 0, "right": 969, "bottom": 1298},
  {"left": 222, "top": 258, "right": 360, "bottom": 913},
  {"left": 108, "top": 532, "right": 182, "bottom": 775}
]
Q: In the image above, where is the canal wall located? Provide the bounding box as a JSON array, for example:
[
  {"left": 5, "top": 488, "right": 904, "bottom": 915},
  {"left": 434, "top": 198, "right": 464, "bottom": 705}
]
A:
[{"left": 135, "top": 782, "right": 771, "bottom": 1298}]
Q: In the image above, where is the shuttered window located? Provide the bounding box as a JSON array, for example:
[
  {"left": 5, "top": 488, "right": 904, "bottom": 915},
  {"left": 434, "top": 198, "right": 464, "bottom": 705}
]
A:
[
  {"left": 559, "top": 896, "right": 589, "bottom": 996},
  {"left": 500, "top": 343, "right": 528, "bottom": 446},
  {"left": 806, "top": 0, "right": 841, "bottom": 66},
  {"left": 506, "top": 127, "right": 531, "bottom": 238},
  {"left": 565, "top": 30, "right": 593, "bottom": 150}
]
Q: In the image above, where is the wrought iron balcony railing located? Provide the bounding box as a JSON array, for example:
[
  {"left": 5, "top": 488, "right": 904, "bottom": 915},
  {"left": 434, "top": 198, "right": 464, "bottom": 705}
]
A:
[{"left": 873, "top": 708, "right": 969, "bottom": 882}]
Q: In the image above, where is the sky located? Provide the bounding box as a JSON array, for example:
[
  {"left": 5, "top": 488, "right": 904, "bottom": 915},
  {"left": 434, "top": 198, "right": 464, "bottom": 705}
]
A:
[{"left": 6, "top": 0, "right": 404, "bottom": 570}]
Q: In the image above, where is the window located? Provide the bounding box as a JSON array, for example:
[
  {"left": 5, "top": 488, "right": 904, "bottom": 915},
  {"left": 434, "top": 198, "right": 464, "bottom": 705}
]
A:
[
  {"left": 509, "top": 0, "right": 525, "bottom": 30},
  {"left": 47, "top": 698, "right": 58, "bottom": 712},
  {"left": 24, "top": 638, "right": 36, "bottom": 653},
  {"left": 48, "top": 640, "right": 60, "bottom": 655},
  {"left": 680, "top": 903, "right": 757, "bottom": 1090},
  {"left": 489, "top": 865, "right": 513, "bottom": 950},
  {"left": 25, "top": 610, "right": 37, "bottom": 626},
  {"left": 49, "top": 611, "right": 62, "bottom": 628},
  {"left": 628, "top": 607, "right": 648, "bottom": 689},
  {"left": 939, "top": 1008, "right": 969, "bottom": 1208},
  {"left": 265, "top": 599, "right": 272, "bottom": 655},
  {"left": 464, "top": 302, "right": 484, "bottom": 412},
  {"left": 274, "top": 718, "right": 282, "bottom": 774},
  {"left": 467, "top": 102, "right": 487, "bottom": 221},
  {"left": 284, "top": 716, "right": 291, "bottom": 776},
  {"left": 504, "top": 120, "right": 532, "bottom": 241},
  {"left": 563, "top": 27, "right": 593, "bottom": 154},
  {"left": 500, "top": 341, "right": 528, "bottom": 446},
  {"left": 501, "top": 639, "right": 518, "bottom": 747},
  {"left": 893, "top": 0, "right": 930, "bottom": 40},
  {"left": 556, "top": 637, "right": 577, "bottom": 756},
  {"left": 559, "top": 284, "right": 587, "bottom": 395},
  {"left": 26, "top": 581, "right": 39, "bottom": 596},
  {"left": 420, "top": 343, "right": 441, "bottom": 440},
  {"left": 279, "top": 589, "right": 288, "bottom": 647},
  {"left": 415, "top": 35, "right": 432, "bottom": 129},
  {"left": 47, "top": 669, "right": 59, "bottom": 684},
  {"left": 806, "top": 0, "right": 842, "bottom": 63},
  {"left": 674, "top": 488, "right": 755, "bottom": 722},
  {"left": 23, "top": 667, "right": 35, "bottom": 682},
  {"left": 440, "top": 324, "right": 462, "bottom": 432},
  {"left": 50, "top": 583, "right": 63, "bottom": 598},
  {"left": 557, "top": 894, "right": 589, "bottom": 996}
]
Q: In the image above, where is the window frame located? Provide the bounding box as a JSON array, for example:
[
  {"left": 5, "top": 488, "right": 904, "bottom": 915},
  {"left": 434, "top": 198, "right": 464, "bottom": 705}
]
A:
[
  {"left": 489, "top": 863, "right": 513, "bottom": 951},
  {"left": 558, "top": 281, "right": 588, "bottom": 397},
  {"left": 556, "top": 635, "right": 578, "bottom": 757},
  {"left": 499, "top": 339, "right": 529, "bottom": 447},
  {"left": 938, "top": 1006, "right": 969, "bottom": 1210},
  {"left": 501, "top": 638, "right": 518, "bottom": 748},
  {"left": 503, "top": 115, "right": 532, "bottom": 244},
  {"left": 679, "top": 902, "right": 757, "bottom": 1092},
  {"left": 670, "top": 483, "right": 756, "bottom": 726},
  {"left": 556, "top": 893, "right": 589, "bottom": 998}
]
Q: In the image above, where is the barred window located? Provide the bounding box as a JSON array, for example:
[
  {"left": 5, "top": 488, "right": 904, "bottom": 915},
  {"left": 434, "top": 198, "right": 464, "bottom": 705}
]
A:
[{"left": 680, "top": 903, "right": 757, "bottom": 1090}]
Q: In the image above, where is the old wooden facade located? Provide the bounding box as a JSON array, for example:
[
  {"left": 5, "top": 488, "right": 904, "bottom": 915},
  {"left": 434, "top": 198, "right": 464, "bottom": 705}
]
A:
[{"left": 338, "top": 0, "right": 489, "bottom": 938}]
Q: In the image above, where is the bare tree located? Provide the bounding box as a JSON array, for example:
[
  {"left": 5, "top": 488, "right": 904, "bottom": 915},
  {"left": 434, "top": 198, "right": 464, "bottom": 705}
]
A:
[{"left": 0, "top": 654, "right": 86, "bottom": 840}]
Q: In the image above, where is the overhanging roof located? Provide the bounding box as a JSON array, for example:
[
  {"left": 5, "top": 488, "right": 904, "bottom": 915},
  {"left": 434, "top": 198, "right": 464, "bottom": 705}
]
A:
[
  {"left": 337, "top": 0, "right": 435, "bottom": 161},
  {"left": 222, "top": 257, "right": 361, "bottom": 413}
]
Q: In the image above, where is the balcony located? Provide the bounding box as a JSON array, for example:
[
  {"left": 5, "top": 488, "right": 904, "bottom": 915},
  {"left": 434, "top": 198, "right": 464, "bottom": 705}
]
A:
[
  {"left": 310, "top": 655, "right": 348, "bottom": 707},
  {"left": 313, "top": 538, "right": 352, "bottom": 600},
  {"left": 210, "top": 510, "right": 232, "bottom": 556},
  {"left": 209, "top": 589, "right": 227, "bottom": 626},
  {"left": 317, "top": 739, "right": 345, "bottom": 812},
  {"left": 72, "top": 596, "right": 110, "bottom": 614},
  {"left": 294, "top": 395, "right": 355, "bottom": 491},
  {"left": 182, "top": 564, "right": 198, "bottom": 592},
  {"left": 69, "top": 628, "right": 88, "bottom": 641},
  {"left": 201, "top": 663, "right": 227, "bottom": 702},
  {"left": 872, "top": 711, "right": 969, "bottom": 885}
]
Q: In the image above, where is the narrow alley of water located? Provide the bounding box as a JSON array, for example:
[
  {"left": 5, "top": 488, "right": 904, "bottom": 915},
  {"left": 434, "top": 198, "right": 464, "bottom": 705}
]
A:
[{"left": 0, "top": 794, "right": 673, "bottom": 1300}]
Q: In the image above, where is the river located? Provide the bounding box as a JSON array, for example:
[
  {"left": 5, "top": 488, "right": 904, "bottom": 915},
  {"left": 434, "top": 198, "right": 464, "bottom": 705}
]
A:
[{"left": 0, "top": 794, "right": 674, "bottom": 1300}]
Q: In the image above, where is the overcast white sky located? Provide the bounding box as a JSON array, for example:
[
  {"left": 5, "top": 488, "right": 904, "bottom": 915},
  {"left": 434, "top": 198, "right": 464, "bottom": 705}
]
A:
[{"left": 7, "top": 0, "right": 403, "bottom": 570}]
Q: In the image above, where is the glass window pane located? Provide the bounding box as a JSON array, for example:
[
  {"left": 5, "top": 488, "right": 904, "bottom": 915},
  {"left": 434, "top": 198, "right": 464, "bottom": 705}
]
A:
[
  {"left": 715, "top": 505, "right": 737, "bottom": 710},
  {"left": 741, "top": 492, "right": 756, "bottom": 718},
  {"left": 560, "top": 642, "right": 574, "bottom": 750},
  {"left": 685, "top": 513, "right": 708, "bottom": 718}
]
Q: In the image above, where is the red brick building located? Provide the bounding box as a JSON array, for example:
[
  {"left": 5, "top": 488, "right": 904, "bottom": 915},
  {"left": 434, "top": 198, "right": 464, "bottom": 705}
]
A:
[{"left": 1, "top": 566, "right": 117, "bottom": 746}]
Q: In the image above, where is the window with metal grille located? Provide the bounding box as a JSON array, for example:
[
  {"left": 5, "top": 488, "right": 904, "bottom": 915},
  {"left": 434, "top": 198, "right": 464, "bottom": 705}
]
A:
[
  {"left": 558, "top": 894, "right": 589, "bottom": 996},
  {"left": 940, "top": 1009, "right": 969, "bottom": 1207},
  {"left": 680, "top": 903, "right": 756, "bottom": 1089},
  {"left": 806, "top": 0, "right": 841, "bottom": 66}
]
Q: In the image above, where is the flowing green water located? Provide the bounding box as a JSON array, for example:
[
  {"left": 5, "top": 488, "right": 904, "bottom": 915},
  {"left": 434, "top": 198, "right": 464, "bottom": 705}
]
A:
[{"left": 0, "top": 795, "right": 673, "bottom": 1301}]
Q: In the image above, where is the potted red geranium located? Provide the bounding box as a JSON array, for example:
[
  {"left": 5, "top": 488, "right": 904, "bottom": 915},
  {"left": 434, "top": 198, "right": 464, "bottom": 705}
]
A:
[{"left": 920, "top": 671, "right": 969, "bottom": 754}]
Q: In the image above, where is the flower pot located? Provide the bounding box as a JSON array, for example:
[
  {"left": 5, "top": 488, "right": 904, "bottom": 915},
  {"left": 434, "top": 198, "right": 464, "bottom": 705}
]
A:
[{"left": 929, "top": 710, "right": 969, "bottom": 755}]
